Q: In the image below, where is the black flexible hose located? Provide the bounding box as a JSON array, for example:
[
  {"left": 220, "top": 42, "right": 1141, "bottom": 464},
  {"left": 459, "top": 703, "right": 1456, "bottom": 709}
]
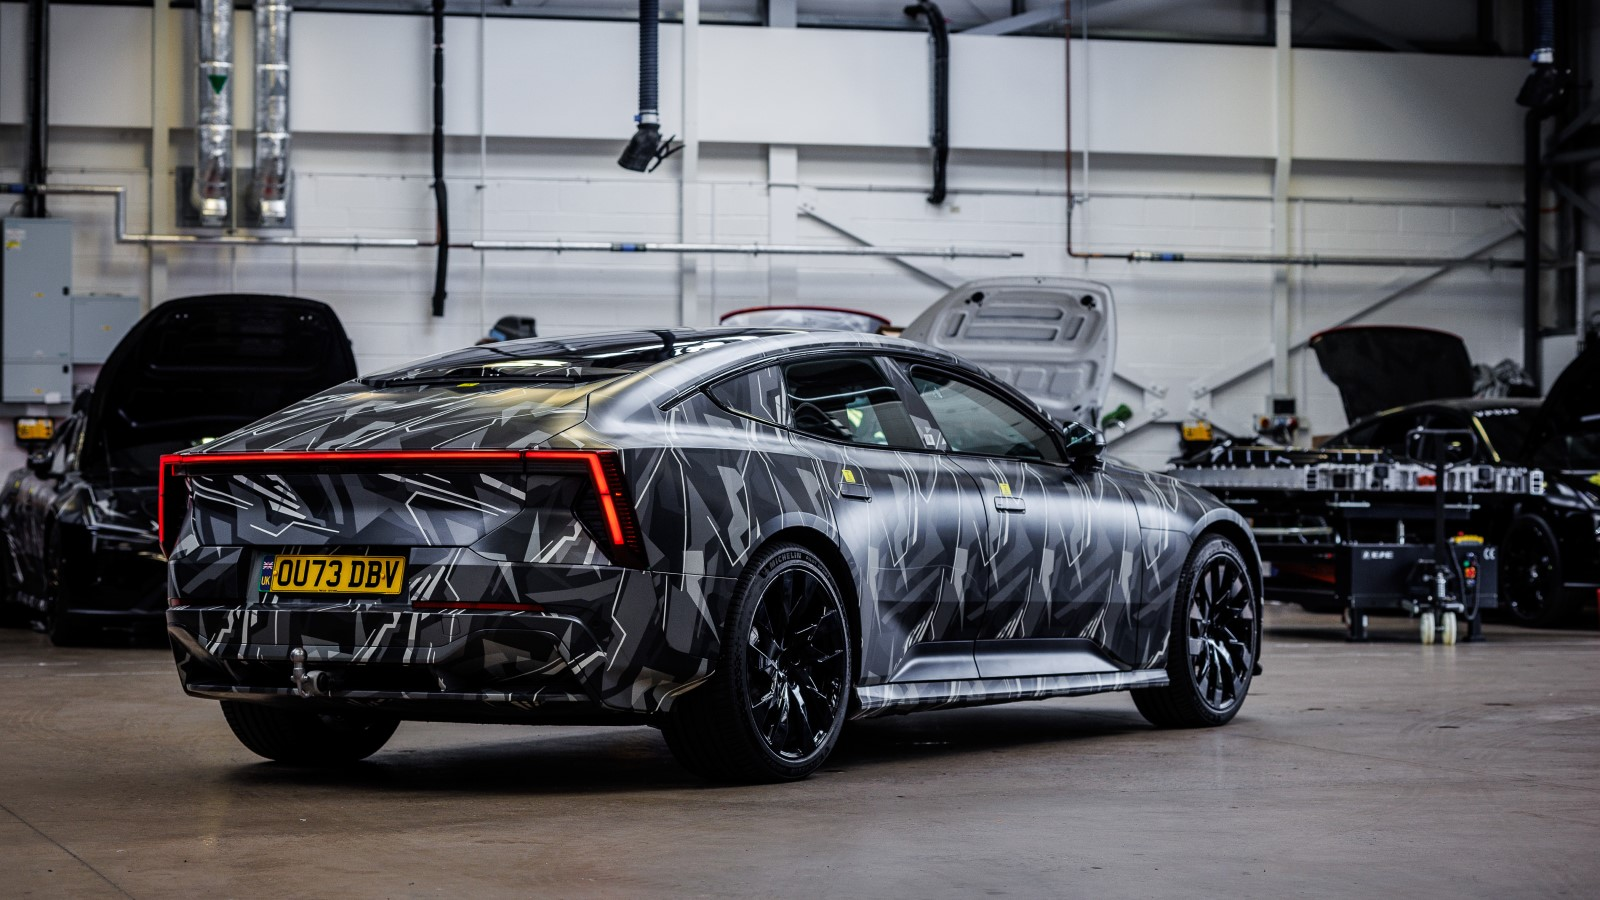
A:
[
  {"left": 907, "top": 1, "right": 948, "bottom": 205},
  {"left": 24, "top": 0, "right": 49, "bottom": 218},
  {"left": 639, "top": 0, "right": 659, "bottom": 119},
  {"left": 430, "top": 0, "right": 448, "bottom": 318},
  {"left": 1535, "top": 0, "right": 1554, "bottom": 57}
]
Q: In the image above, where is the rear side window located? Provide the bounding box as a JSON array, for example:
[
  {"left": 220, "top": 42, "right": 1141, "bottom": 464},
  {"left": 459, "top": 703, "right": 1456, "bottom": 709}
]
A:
[
  {"left": 909, "top": 367, "right": 1062, "bottom": 462},
  {"left": 782, "top": 357, "right": 921, "bottom": 449},
  {"left": 707, "top": 366, "right": 787, "bottom": 426}
]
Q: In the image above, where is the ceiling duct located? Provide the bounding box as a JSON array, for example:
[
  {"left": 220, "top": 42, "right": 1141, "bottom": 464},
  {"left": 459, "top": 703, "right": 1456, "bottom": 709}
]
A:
[
  {"left": 191, "top": 0, "right": 234, "bottom": 226},
  {"left": 251, "top": 1, "right": 291, "bottom": 226}
]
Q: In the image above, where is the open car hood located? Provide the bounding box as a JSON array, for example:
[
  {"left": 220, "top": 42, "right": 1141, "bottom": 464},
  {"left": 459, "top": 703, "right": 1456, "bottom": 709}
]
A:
[
  {"left": 1310, "top": 326, "right": 1474, "bottom": 423},
  {"left": 1519, "top": 344, "right": 1600, "bottom": 468},
  {"left": 900, "top": 277, "right": 1115, "bottom": 425},
  {"left": 82, "top": 295, "right": 357, "bottom": 476}
]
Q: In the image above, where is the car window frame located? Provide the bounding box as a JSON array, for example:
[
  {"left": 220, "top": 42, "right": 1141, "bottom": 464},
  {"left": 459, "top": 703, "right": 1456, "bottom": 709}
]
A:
[
  {"left": 895, "top": 360, "right": 1067, "bottom": 466},
  {"left": 775, "top": 353, "right": 926, "bottom": 451},
  {"left": 703, "top": 364, "right": 790, "bottom": 428}
]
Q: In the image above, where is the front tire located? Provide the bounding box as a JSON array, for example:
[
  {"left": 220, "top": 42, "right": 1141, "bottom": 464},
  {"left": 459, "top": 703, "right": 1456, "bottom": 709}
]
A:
[
  {"left": 43, "top": 535, "right": 93, "bottom": 647},
  {"left": 1133, "top": 534, "right": 1260, "bottom": 729},
  {"left": 220, "top": 701, "right": 399, "bottom": 765},
  {"left": 660, "top": 542, "right": 853, "bottom": 783}
]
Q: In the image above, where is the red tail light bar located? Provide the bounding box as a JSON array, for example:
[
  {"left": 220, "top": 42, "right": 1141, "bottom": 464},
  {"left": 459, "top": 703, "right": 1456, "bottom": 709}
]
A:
[{"left": 156, "top": 449, "right": 643, "bottom": 566}]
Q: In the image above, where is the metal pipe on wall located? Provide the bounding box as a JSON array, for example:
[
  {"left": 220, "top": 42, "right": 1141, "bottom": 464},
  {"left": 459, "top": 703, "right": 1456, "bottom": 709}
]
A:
[
  {"left": 23, "top": 0, "right": 49, "bottom": 218},
  {"left": 430, "top": 0, "right": 449, "bottom": 317},
  {"left": 192, "top": 0, "right": 234, "bottom": 226},
  {"left": 5, "top": 184, "right": 1019, "bottom": 259},
  {"left": 251, "top": 0, "right": 291, "bottom": 226},
  {"left": 471, "top": 240, "right": 1019, "bottom": 258},
  {"left": 906, "top": 0, "right": 950, "bottom": 205}
]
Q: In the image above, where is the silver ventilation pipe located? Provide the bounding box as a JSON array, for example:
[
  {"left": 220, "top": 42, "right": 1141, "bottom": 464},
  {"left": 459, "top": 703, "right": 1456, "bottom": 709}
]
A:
[
  {"left": 251, "top": 1, "right": 291, "bottom": 226},
  {"left": 191, "top": 0, "right": 234, "bottom": 226}
]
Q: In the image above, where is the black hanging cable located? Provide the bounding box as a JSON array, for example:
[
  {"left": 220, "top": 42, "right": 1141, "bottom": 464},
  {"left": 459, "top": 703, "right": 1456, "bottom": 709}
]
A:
[
  {"left": 24, "top": 0, "right": 50, "bottom": 217},
  {"left": 430, "top": 0, "right": 449, "bottom": 317},
  {"left": 906, "top": 1, "right": 949, "bottom": 205}
]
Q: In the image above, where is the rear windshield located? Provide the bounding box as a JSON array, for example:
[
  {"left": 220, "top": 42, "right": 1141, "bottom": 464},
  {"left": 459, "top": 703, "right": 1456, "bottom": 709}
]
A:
[{"left": 363, "top": 332, "right": 772, "bottom": 387}]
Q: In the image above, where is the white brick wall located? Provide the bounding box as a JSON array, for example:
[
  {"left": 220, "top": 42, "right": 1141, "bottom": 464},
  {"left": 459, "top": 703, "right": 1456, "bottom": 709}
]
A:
[{"left": 2, "top": 127, "right": 1529, "bottom": 474}]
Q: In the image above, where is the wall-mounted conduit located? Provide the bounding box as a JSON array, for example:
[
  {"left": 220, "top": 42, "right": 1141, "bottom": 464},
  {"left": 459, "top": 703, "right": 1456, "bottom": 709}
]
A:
[
  {"left": 23, "top": 0, "right": 49, "bottom": 218},
  {"left": 1, "top": 183, "right": 1018, "bottom": 259},
  {"left": 430, "top": 0, "right": 449, "bottom": 317},
  {"left": 905, "top": 0, "right": 950, "bottom": 205}
]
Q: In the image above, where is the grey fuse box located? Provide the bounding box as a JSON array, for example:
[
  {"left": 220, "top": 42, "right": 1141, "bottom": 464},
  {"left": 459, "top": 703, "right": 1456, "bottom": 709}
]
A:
[
  {"left": 71, "top": 295, "right": 140, "bottom": 364},
  {"left": 2, "top": 218, "right": 73, "bottom": 403}
]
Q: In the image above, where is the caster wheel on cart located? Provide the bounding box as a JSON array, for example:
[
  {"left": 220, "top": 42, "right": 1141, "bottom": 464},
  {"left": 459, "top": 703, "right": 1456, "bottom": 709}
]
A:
[
  {"left": 1345, "top": 612, "right": 1369, "bottom": 642},
  {"left": 1441, "top": 611, "right": 1458, "bottom": 646},
  {"left": 1420, "top": 611, "right": 1436, "bottom": 645}
]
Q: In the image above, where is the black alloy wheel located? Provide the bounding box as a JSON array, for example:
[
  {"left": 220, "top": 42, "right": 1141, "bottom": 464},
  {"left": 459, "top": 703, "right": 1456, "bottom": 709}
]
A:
[
  {"left": 1502, "top": 516, "right": 1574, "bottom": 629},
  {"left": 1134, "top": 534, "right": 1259, "bottom": 728},
  {"left": 745, "top": 566, "right": 851, "bottom": 761},
  {"left": 661, "top": 542, "right": 853, "bottom": 782}
]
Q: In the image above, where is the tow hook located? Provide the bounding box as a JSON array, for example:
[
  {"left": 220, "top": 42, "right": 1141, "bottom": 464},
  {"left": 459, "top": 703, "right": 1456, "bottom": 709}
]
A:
[{"left": 289, "top": 648, "right": 331, "bottom": 697}]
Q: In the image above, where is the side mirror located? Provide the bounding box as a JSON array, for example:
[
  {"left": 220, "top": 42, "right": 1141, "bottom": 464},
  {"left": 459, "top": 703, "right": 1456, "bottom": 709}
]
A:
[
  {"left": 26, "top": 452, "right": 54, "bottom": 479},
  {"left": 1061, "top": 420, "right": 1105, "bottom": 472}
]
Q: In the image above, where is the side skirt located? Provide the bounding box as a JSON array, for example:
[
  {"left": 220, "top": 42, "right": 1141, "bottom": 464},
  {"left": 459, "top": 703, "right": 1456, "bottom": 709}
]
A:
[{"left": 852, "top": 669, "right": 1169, "bottom": 718}]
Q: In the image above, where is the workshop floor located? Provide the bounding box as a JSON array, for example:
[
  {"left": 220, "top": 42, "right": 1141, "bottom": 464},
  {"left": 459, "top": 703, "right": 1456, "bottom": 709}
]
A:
[{"left": 1, "top": 605, "right": 1596, "bottom": 899}]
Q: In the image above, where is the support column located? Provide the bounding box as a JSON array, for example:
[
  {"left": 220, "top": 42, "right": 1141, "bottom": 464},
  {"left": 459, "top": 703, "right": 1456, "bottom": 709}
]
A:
[
  {"left": 768, "top": 146, "right": 799, "bottom": 305},
  {"left": 765, "top": 0, "right": 797, "bottom": 306},
  {"left": 1269, "top": 0, "right": 1294, "bottom": 405},
  {"left": 678, "top": 0, "right": 701, "bottom": 326},
  {"left": 147, "top": 0, "right": 181, "bottom": 312}
]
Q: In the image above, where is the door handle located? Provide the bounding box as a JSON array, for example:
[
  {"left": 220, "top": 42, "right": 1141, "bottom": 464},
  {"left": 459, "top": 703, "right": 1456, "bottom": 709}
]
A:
[
  {"left": 839, "top": 467, "right": 871, "bottom": 501},
  {"left": 993, "top": 495, "right": 1026, "bottom": 512}
]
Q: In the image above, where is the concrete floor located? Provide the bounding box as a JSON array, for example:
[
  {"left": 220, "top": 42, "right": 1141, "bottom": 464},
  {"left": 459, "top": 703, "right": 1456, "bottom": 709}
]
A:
[{"left": 1, "top": 606, "right": 1597, "bottom": 899}]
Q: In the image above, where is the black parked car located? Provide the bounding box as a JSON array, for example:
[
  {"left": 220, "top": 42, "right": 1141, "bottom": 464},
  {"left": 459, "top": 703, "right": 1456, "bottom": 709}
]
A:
[
  {"left": 0, "top": 295, "right": 356, "bottom": 643},
  {"left": 1316, "top": 356, "right": 1600, "bottom": 629},
  {"left": 162, "top": 328, "right": 1261, "bottom": 782}
]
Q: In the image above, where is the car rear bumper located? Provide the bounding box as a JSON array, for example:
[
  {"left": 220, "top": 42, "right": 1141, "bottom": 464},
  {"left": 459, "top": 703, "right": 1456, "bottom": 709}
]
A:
[{"left": 167, "top": 571, "right": 728, "bottom": 717}]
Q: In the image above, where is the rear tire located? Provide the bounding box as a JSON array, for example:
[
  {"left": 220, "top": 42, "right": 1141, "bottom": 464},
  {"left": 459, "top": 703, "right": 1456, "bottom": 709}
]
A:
[
  {"left": 1133, "top": 534, "right": 1260, "bottom": 729},
  {"left": 1502, "top": 516, "right": 1576, "bottom": 628},
  {"left": 220, "top": 701, "right": 399, "bottom": 765},
  {"left": 44, "top": 560, "right": 93, "bottom": 647},
  {"left": 660, "top": 542, "right": 853, "bottom": 783}
]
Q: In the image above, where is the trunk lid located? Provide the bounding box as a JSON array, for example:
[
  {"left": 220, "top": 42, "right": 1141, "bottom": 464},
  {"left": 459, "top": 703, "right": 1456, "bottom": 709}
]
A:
[{"left": 900, "top": 277, "right": 1115, "bottom": 425}]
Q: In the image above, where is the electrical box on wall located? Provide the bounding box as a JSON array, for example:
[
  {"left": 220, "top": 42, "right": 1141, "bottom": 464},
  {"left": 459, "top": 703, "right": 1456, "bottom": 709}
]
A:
[
  {"left": 71, "top": 295, "right": 140, "bottom": 364},
  {"left": 1, "top": 218, "right": 74, "bottom": 404}
]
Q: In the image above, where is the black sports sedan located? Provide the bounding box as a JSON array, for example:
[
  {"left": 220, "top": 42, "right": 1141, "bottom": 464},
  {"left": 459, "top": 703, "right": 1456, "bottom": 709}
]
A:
[
  {"left": 0, "top": 295, "right": 356, "bottom": 643},
  {"left": 161, "top": 328, "right": 1261, "bottom": 781}
]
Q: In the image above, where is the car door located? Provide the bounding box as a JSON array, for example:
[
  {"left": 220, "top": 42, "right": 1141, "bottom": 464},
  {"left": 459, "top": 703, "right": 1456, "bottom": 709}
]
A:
[
  {"left": 769, "top": 353, "right": 991, "bottom": 686},
  {"left": 899, "top": 362, "right": 1144, "bottom": 672}
]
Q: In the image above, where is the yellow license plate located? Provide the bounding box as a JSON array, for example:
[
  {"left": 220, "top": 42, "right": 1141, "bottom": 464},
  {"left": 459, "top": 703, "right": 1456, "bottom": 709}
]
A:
[{"left": 261, "top": 554, "right": 407, "bottom": 595}]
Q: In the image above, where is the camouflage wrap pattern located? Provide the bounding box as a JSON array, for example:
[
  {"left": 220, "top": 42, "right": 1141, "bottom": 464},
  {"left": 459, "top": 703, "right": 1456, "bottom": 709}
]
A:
[
  {"left": 165, "top": 329, "right": 1255, "bottom": 722},
  {"left": 855, "top": 668, "right": 1169, "bottom": 717}
]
